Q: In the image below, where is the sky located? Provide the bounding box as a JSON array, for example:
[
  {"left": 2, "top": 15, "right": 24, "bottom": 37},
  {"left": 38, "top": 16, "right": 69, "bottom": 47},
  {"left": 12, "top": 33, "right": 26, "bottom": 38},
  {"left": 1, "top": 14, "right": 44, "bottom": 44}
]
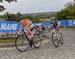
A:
[{"left": 0, "top": 0, "right": 73, "bottom": 15}]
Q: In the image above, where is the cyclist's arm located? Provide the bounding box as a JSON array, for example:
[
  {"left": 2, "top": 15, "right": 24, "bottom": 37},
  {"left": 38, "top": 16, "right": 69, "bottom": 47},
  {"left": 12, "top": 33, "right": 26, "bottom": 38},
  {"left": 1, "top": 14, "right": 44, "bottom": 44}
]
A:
[
  {"left": 19, "top": 20, "right": 24, "bottom": 31},
  {"left": 26, "top": 21, "right": 30, "bottom": 27}
]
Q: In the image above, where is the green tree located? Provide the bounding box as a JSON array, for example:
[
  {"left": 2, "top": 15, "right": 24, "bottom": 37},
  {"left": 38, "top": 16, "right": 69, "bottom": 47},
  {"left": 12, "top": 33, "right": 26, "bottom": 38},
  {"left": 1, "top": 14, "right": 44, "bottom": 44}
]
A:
[
  {"left": 0, "top": 0, "right": 17, "bottom": 12},
  {"left": 55, "top": 1, "right": 75, "bottom": 20}
]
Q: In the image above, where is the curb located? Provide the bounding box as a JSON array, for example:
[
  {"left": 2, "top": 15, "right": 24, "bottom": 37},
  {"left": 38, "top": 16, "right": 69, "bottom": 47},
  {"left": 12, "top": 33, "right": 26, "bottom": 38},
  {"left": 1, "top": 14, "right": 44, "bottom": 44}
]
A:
[{"left": 0, "top": 43, "right": 15, "bottom": 48}]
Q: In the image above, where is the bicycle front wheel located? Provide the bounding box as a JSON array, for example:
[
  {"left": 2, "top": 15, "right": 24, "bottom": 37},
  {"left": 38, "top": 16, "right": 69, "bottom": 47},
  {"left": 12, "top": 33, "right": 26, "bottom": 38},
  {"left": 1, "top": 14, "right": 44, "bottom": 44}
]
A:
[
  {"left": 15, "top": 35, "right": 29, "bottom": 52},
  {"left": 52, "top": 33, "right": 59, "bottom": 47},
  {"left": 58, "top": 32, "right": 63, "bottom": 45}
]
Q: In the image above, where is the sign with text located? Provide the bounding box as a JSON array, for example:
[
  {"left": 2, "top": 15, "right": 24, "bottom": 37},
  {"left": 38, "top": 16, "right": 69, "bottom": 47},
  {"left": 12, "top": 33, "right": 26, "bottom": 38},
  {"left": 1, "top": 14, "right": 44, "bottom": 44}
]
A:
[
  {"left": 0, "top": 21, "right": 20, "bottom": 32},
  {"left": 68, "top": 20, "right": 73, "bottom": 26}
]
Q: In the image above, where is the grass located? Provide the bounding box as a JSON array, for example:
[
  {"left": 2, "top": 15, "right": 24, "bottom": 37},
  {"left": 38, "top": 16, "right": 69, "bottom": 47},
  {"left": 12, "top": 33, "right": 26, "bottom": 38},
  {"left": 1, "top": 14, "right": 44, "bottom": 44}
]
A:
[
  {"left": 0, "top": 37, "right": 16, "bottom": 48},
  {"left": 0, "top": 38, "right": 16, "bottom": 43}
]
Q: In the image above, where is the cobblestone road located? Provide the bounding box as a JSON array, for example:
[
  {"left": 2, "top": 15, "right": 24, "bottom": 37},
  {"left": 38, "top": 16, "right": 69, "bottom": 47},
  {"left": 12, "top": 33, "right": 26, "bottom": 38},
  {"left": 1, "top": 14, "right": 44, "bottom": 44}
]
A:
[{"left": 0, "top": 29, "right": 75, "bottom": 59}]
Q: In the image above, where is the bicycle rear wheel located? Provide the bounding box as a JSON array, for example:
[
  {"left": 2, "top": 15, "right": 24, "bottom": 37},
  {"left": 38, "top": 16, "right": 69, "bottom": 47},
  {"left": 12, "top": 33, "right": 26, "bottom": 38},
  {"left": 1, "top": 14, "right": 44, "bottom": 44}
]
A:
[
  {"left": 33, "top": 34, "right": 41, "bottom": 48},
  {"left": 15, "top": 35, "right": 29, "bottom": 52},
  {"left": 52, "top": 33, "right": 59, "bottom": 47}
]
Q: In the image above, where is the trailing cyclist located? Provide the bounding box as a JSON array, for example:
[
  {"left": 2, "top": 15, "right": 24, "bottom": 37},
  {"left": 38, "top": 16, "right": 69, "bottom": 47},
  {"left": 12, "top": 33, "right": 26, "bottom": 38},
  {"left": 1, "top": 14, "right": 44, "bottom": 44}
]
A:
[{"left": 48, "top": 17, "right": 60, "bottom": 32}]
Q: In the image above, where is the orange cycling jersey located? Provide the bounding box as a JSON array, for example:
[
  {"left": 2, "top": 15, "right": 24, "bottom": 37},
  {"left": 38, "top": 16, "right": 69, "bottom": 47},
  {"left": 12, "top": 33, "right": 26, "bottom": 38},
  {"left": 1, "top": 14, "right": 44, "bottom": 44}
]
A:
[{"left": 21, "top": 19, "right": 30, "bottom": 25}]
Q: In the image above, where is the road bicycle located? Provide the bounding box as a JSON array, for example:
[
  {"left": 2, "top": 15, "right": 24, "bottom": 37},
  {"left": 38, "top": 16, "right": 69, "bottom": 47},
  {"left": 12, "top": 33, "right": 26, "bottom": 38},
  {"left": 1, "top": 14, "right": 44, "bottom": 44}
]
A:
[
  {"left": 15, "top": 27, "right": 41, "bottom": 52},
  {"left": 38, "top": 26, "right": 63, "bottom": 47},
  {"left": 51, "top": 28, "right": 63, "bottom": 47}
]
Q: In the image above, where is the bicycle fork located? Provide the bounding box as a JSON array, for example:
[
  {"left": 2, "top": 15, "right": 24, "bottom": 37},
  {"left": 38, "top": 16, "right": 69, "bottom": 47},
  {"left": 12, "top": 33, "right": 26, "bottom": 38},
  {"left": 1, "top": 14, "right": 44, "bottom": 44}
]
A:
[{"left": 24, "top": 33, "right": 33, "bottom": 48}]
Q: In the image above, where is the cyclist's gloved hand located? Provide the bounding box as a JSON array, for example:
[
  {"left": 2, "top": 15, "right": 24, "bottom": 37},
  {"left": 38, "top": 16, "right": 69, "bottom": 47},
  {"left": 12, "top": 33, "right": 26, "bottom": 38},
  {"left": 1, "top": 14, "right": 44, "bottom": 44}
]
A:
[{"left": 17, "top": 29, "right": 22, "bottom": 35}]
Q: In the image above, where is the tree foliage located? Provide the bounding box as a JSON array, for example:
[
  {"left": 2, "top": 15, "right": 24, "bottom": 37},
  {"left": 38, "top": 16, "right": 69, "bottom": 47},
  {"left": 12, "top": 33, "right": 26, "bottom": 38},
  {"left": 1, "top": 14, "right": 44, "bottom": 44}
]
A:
[
  {"left": 0, "top": 0, "right": 17, "bottom": 12},
  {"left": 0, "top": 5, "right": 5, "bottom": 12},
  {"left": 0, "top": 12, "right": 52, "bottom": 22},
  {"left": 55, "top": 1, "right": 75, "bottom": 20}
]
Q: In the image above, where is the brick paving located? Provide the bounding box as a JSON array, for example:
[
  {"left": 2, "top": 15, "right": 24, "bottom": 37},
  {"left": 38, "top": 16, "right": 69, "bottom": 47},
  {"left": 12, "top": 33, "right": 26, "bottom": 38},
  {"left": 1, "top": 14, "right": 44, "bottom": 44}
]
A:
[{"left": 0, "top": 29, "right": 75, "bottom": 59}]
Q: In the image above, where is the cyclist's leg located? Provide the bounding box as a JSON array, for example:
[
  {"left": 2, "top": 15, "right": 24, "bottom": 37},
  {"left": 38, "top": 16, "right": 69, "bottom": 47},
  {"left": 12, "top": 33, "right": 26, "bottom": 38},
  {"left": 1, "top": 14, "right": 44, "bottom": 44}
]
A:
[
  {"left": 56, "top": 26, "right": 60, "bottom": 32},
  {"left": 27, "top": 26, "right": 34, "bottom": 39}
]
